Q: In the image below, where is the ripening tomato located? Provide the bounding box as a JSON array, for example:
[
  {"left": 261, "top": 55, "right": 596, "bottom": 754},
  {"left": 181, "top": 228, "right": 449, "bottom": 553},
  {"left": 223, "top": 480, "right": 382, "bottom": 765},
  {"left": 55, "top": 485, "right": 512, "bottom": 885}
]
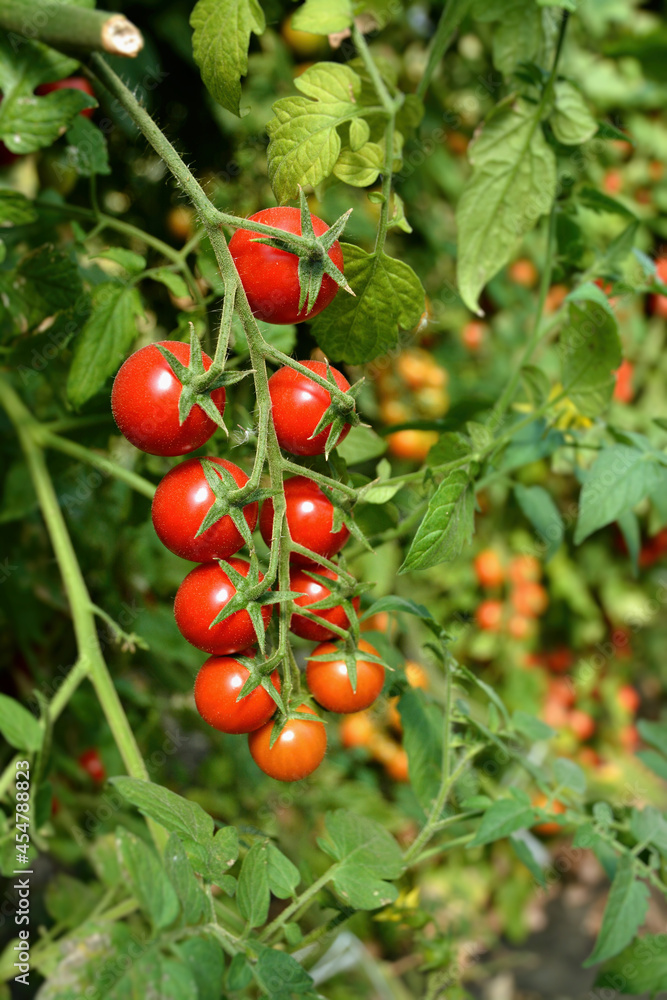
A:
[
  {"left": 508, "top": 258, "right": 538, "bottom": 288},
  {"left": 384, "top": 747, "right": 409, "bottom": 782},
  {"left": 387, "top": 660, "right": 429, "bottom": 731},
  {"left": 395, "top": 349, "right": 447, "bottom": 390},
  {"left": 542, "top": 697, "right": 569, "bottom": 729},
  {"left": 111, "top": 341, "right": 225, "bottom": 456},
  {"left": 476, "top": 599, "right": 504, "bottom": 631},
  {"left": 289, "top": 566, "right": 359, "bottom": 641},
  {"left": 229, "top": 207, "right": 343, "bottom": 324},
  {"left": 35, "top": 76, "right": 96, "bottom": 118},
  {"left": 602, "top": 168, "right": 623, "bottom": 195},
  {"left": 508, "top": 555, "right": 541, "bottom": 585},
  {"left": 339, "top": 711, "right": 377, "bottom": 748},
  {"left": 268, "top": 360, "right": 352, "bottom": 456},
  {"left": 511, "top": 582, "right": 548, "bottom": 618},
  {"left": 548, "top": 677, "right": 576, "bottom": 708},
  {"left": 652, "top": 257, "right": 667, "bottom": 318},
  {"left": 259, "top": 475, "right": 349, "bottom": 566},
  {"left": 461, "top": 320, "right": 486, "bottom": 352},
  {"left": 387, "top": 429, "right": 438, "bottom": 462},
  {"left": 306, "top": 639, "right": 384, "bottom": 713},
  {"left": 545, "top": 647, "right": 574, "bottom": 674},
  {"left": 620, "top": 724, "right": 639, "bottom": 752},
  {"left": 174, "top": 558, "right": 272, "bottom": 654},
  {"left": 194, "top": 656, "right": 280, "bottom": 733},
  {"left": 474, "top": 549, "right": 504, "bottom": 588},
  {"left": 166, "top": 205, "right": 195, "bottom": 243},
  {"left": 79, "top": 748, "right": 106, "bottom": 784},
  {"left": 532, "top": 793, "right": 566, "bottom": 836},
  {"left": 280, "top": 15, "right": 329, "bottom": 57},
  {"left": 617, "top": 684, "right": 640, "bottom": 715},
  {"left": 248, "top": 704, "right": 326, "bottom": 781},
  {"left": 152, "top": 458, "right": 257, "bottom": 562},
  {"left": 613, "top": 359, "right": 634, "bottom": 403},
  {"left": 544, "top": 284, "right": 568, "bottom": 314},
  {"left": 568, "top": 709, "right": 595, "bottom": 742},
  {"left": 507, "top": 614, "right": 536, "bottom": 640}
]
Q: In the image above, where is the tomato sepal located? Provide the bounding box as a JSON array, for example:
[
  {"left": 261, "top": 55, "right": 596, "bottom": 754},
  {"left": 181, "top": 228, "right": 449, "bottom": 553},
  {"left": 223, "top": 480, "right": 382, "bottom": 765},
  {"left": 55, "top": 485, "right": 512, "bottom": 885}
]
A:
[
  {"left": 195, "top": 459, "right": 273, "bottom": 549},
  {"left": 155, "top": 330, "right": 237, "bottom": 435}
]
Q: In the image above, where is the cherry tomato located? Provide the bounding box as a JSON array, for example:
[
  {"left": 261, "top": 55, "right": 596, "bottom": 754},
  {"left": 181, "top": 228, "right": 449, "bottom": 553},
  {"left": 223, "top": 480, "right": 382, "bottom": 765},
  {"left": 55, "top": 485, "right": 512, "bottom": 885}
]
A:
[
  {"left": 532, "top": 793, "right": 566, "bottom": 836},
  {"left": 259, "top": 475, "right": 349, "bottom": 565},
  {"left": 507, "top": 614, "right": 536, "bottom": 640},
  {"left": 248, "top": 704, "right": 326, "bottom": 781},
  {"left": 79, "top": 748, "right": 106, "bottom": 784},
  {"left": 508, "top": 554, "right": 541, "bottom": 585},
  {"left": 281, "top": 15, "right": 329, "bottom": 58},
  {"left": 152, "top": 458, "right": 257, "bottom": 562},
  {"left": 568, "top": 709, "right": 595, "bottom": 742},
  {"left": 268, "top": 360, "right": 352, "bottom": 456},
  {"left": 508, "top": 258, "right": 538, "bottom": 288},
  {"left": 395, "top": 349, "right": 447, "bottom": 390},
  {"left": 620, "top": 724, "right": 639, "bottom": 752},
  {"left": 474, "top": 549, "right": 504, "bottom": 588},
  {"left": 229, "top": 207, "right": 343, "bottom": 324},
  {"left": 461, "top": 320, "right": 486, "bottom": 352},
  {"left": 476, "top": 599, "right": 504, "bottom": 632},
  {"left": 111, "top": 340, "right": 225, "bottom": 456},
  {"left": 339, "top": 711, "right": 377, "bottom": 748},
  {"left": 35, "top": 76, "right": 96, "bottom": 118},
  {"left": 548, "top": 677, "right": 576, "bottom": 708},
  {"left": 613, "top": 359, "right": 634, "bottom": 403},
  {"left": 511, "top": 582, "right": 548, "bottom": 618},
  {"left": 545, "top": 647, "right": 574, "bottom": 674},
  {"left": 174, "top": 558, "right": 272, "bottom": 654},
  {"left": 387, "top": 430, "right": 438, "bottom": 462},
  {"left": 194, "top": 656, "right": 280, "bottom": 733},
  {"left": 384, "top": 747, "right": 409, "bottom": 782},
  {"left": 306, "top": 639, "right": 384, "bottom": 713},
  {"left": 289, "top": 566, "right": 359, "bottom": 641},
  {"left": 617, "top": 684, "right": 640, "bottom": 715}
]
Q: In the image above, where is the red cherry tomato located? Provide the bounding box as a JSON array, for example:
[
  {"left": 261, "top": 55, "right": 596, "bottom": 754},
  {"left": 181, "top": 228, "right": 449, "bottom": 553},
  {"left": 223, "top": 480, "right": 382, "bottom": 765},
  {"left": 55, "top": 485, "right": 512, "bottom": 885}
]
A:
[
  {"left": 259, "top": 475, "right": 349, "bottom": 565},
  {"left": 174, "top": 558, "right": 272, "bottom": 654},
  {"left": 35, "top": 76, "right": 96, "bottom": 118},
  {"left": 229, "top": 207, "right": 343, "bottom": 324},
  {"left": 152, "top": 458, "right": 257, "bottom": 562},
  {"left": 78, "top": 748, "right": 106, "bottom": 784},
  {"left": 248, "top": 704, "right": 326, "bottom": 781},
  {"left": 194, "top": 656, "right": 280, "bottom": 733},
  {"left": 111, "top": 341, "right": 225, "bottom": 456},
  {"left": 289, "top": 566, "right": 359, "bottom": 641},
  {"left": 268, "top": 360, "right": 352, "bottom": 456},
  {"left": 306, "top": 639, "right": 384, "bottom": 713}
]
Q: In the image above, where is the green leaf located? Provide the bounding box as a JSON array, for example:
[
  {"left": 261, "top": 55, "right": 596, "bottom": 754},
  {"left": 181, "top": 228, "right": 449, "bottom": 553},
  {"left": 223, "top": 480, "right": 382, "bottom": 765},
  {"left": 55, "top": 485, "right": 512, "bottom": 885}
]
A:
[
  {"left": 176, "top": 938, "right": 225, "bottom": 1000},
  {"left": 18, "top": 244, "right": 83, "bottom": 316},
  {"left": 291, "top": 0, "right": 353, "bottom": 34},
  {"left": 513, "top": 484, "right": 564, "bottom": 562},
  {"left": 67, "top": 283, "right": 144, "bottom": 408},
  {"left": 164, "top": 833, "right": 207, "bottom": 925},
  {"left": 472, "top": 0, "right": 545, "bottom": 75},
  {"left": 111, "top": 777, "right": 215, "bottom": 845},
  {"left": 637, "top": 720, "right": 667, "bottom": 757},
  {"left": 64, "top": 114, "right": 110, "bottom": 176},
  {"left": 427, "top": 432, "right": 472, "bottom": 467},
  {"left": 560, "top": 298, "right": 621, "bottom": 417},
  {"left": 190, "top": 0, "right": 266, "bottom": 117},
  {"left": 617, "top": 509, "right": 640, "bottom": 575},
  {"left": 551, "top": 81, "right": 597, "bottom": 145},
  {"left": 324, "top": 810, "right": 403, "bottom": 910},
  {"left": 94, "top": 247, "right": 146, "bottom": 275},
  {"left": 510, "top": 834, "right": 546, "bottom": 887},
  {"left": 595, "top": 935, "right": 667, "bottom": 994},
  {"left": 150, "top": 269, "right": 191, "bottom": 298},
  {"left": 456, "top": 97, "right": 556, "bottom": 314},
  {"left": 512, "top": 711, "right": 554, "bottom": 742},
  {"left": 0, "top": 190, "right": 37, "bottom": 226},
  {"left": 574, "top": 446, "right": 667, "bottom": 544},
  {"left": 519, "top": 365, "right": 551, "bottom": 407},
  {"left": 333, "top": 141, "right": 384, "bottom": 187},
  {"left": 0, "top": 694, "right": 42, "bottom": 752},
  {"left": 267, "top": 63, "right": 362, "bottom": 202},
  {"left": 630, "top": 807, "right": 667, "bottom": 854},
  {"left": 553, "top": 757, "right": 586, "bottom": 794},
  {"left": 337, "top": 424, "right": 387, "bottom": 464},
  {"left": 577, "top": 186, "right": 637, "bottom": 219},
  {"left": 349, "top": 117, "right": 371, "bottom": 151},
  {"left": 116, "top": 829, "right": 180, "bottom": 931},
  {"left": 637, "top": 750, "right": 667, "bottom": 781},
  {"left": 186, "top": 825, "right": 240, "bottom": 887},
  {"left": 400, "top": 469, "right": 474, "bottom": 572},
  {"left": 236, "top": 842, "right": 270, "bottom": 927},
  {"left": 255, "top": 948, "right": 314, "bottom": 998},
  {"left": 469, "top": 790, "right": 535, "bottom": 847},
  {"left": 0, "top": 89, "right": 95, "bottom": 154},
  {"left": 398, "top": 689, "right": 442, "bottom": 813},
  {"left": 310, "top": 244, "right": 425, "bottom": 364},
  {"left": 583, "top": 857, "right": 650, "bottom": 966},
  {"left": 266, "top": 843, "right": 300, "bottom": 899},
  {"left": 226, "top": 954, "right": 253, "bottom": 991}
]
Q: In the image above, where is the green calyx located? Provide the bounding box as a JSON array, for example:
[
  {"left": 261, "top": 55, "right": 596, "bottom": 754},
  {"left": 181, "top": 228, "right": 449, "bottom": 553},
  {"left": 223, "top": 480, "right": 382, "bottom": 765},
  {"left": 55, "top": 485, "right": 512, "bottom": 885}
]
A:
[
  {"left": 308, "top": 362, "right": 365, "bottom": 458},
  {"left": 208, "top": 557, "right": 302, "bottom": 654},
  {"left": 195, "top": 459, "right": 273, "bottom": 549}
]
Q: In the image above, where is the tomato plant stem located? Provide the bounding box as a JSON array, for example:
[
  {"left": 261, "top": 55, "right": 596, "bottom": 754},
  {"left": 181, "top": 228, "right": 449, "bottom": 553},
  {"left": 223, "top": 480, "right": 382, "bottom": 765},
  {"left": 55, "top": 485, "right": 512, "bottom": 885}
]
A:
[{"left": 36, "top": 427, "right": 156, "bottom": 498}]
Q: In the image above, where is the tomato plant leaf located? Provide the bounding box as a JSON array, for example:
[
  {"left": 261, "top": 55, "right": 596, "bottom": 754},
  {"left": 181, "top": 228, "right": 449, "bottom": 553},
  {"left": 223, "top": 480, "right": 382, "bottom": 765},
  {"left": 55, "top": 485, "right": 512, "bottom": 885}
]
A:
[
  {"left": 512, "top": 711, "right": 555, "bottom": 742},
  {"left": 18, "top": 245, "right": 83, "bottom": 318},
  {"left": 0, "top": 693, "right": 42, "bottom": 751},
  {"left": 324, "top": 810, "right": 404, "bottom": 891},
  {"left": 456, "top": 97, "right": 556, "bottom": 314},
  {"left": 190, "top": 0, "right": 265, "bottom": 117},
  {"left": 559, "top": 297, "right": 622, "bottom": 417},
  {"left": 64, "top": 114, "right": 110, "bottom": 176},
  {"left": 116, "top": 828, "right": 180, "bottom": 931},
  {"left": 111, "top": 776, "right": 215, "bottom": 844},
  {"left": 398, "top": 689, "right": 442, "bottom": 813},
  {"left": 255, "top": 947, "right": 314, "bottom": 997},
  {"left": 94, "top": 247, "right": 146, "bottom": 275},
  {"left": 164, "top": 832, "right": 208, "bottom": 925},
  {"left": 576, "top": 186, "right": 637, "bottom": 219},
  {"left": 237, "top": 842, "right": 270, "bottom": 927},
  {"left": 67, "top": 283, "right": 144, "bottom": 408},
  {"left": 267, "top": 64, "right": 363, "bottom": 203},
  {"left": 311, "top": 244, "right": 424, "bottom": 364},
  {"left": 553, "top": 757, "right": 586, "bottom": 794},
  {"left": 472, "top": 0, "right": 545, "bottom": 75},
  {"left": 333, "top": 867, "right": 399, "bottom": 910},
  {"left": 149, "top": 269, "right": 191, "bottom": 298},
  {"left": 333, "top": 141, "right": 384, "bottom": 187},
  {"left": 401, "top": 469, "right": 474, "bottom": 572},
  {"left": 510, "top": 833, "right": 547, "bottom": 887},
  {"left": 175, "top": 938, "right": 225, "bottom": 1000},
  {"left": 550, "top": 81, "right": 597, "bottom": 145},
  {"left": 0, "top": 190, "right": 37, "bottom": 225},
  {"left": 291, "top": 0, "right": 353, "bottom": 34},
  {"left": 595, "top": 934, "right": 667, "bottom": 994},
  {"left": 513, "top": 484, "right": 564, "bottom": 562},
  {"left": 574, "top": 446, "right": 667, "bottom": 544},
  {"left": 637, "top": 720, "right": 667, "bottom": 757},
  {"left": 266, "top": 843, "right": 301, "bottom": 899},
  {"left": 583, "top": 856, "right": 650, "bottom": 966},
  {"left": 630, "top": 807, "right": 667, "bottom": 854},
  {"left": 469, "top": 790, "right": 535, "bottom": 846}
]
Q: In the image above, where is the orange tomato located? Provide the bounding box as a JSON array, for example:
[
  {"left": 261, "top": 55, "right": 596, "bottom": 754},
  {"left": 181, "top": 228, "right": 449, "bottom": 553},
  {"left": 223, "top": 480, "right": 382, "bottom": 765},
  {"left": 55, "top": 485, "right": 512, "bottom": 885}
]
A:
[
  {"left": 507, "top": 614, "right": 536, "bottom": 640},
  {"left": 474, "top": 549, "right": 504, "bottom": 589},
  {"left": 340, "top": 711, "right": 376, "bottom": 749},
  {"left": 385, "top": 747, "right": 409, "bottom": 782},
  {"left": 602, "top": 169, "right": 623, "bottom": 195},
  {"left": 508, "top": 555, "right": 541, "bottom": 585},
  {"left": 387, "top": 429, "right": 438, "bottom": 462},
  {"left": 405, "top": 662, "right": 429, "bottom": 690},
  {"left": 395, "top": 348, "right": 448, "bottom": 390},
  {"left": 613, "top": 359, "right": 634, "bottom": 403},
  {"left": 532, "top": 793, "right": 567, "bottom": 836},
  {"left": 578, "top": 746, "right": 602, "bottom": 769},
  {"left": 476, "top": 599, "right": 504, "bottom": 632},
  {"left": 511, "top": 582, "right": 548, "bottom": 618},
  {"left": 544, "top": 284, "right": 568, "bottom": 313},
  {"left": 461, "top": 320, "right": 487, "bottom": 352},
  {"left": 542, "top": 697, "right": 569, "bottom": 729},
  {"left": 548, "top": 677, "right": 576, "bottom": 708},
  {"left": 617, "top": 684, "right": 640, "bottom": 715},
  {"left": 280, "top": 15, "right": 328, "bottom": 57},
  {"left": 651, "top": 257, "right": 667, "bottom": 318},
  {"left": 568, "top": 709, "right": 595, "bottom": 742},
  {"left": 508, "top": 258, "right": 538, "bottom": 288},
  {"left": 166, "top": 205, "right": 195, "bottom": 243},
  {"left": 620, "top": 724, "right": 639, "bottom": 752},
  {"left": 545, "top": 647, "right": 574, "bottom": 674}
]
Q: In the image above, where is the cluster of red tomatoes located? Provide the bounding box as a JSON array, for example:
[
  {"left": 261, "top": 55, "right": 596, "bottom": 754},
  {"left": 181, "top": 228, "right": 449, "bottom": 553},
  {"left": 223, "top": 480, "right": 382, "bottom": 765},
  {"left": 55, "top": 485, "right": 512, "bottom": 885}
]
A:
[
  {"left": 474, "top": 551, "right": 549, "bottom": 640},
  {"left": 109, "top": 209, "right": 392, "bottom": 781}
]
